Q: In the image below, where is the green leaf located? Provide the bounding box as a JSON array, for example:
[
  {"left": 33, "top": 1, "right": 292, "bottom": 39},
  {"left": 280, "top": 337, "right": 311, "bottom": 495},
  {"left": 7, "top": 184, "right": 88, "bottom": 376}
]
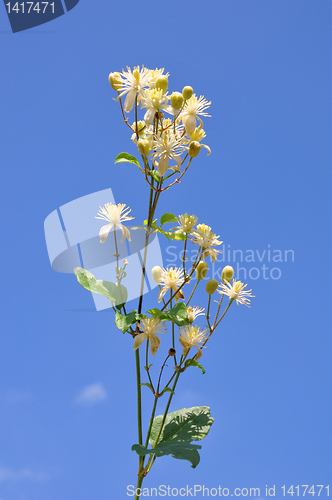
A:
[
  {"left": 114, "top": 310, "right": 147, "bottom": 333},
  {"left": 114, "top": 152, "right": 140, "bottom": 167},
  {"left": 184, "top": 359, "right": 206, "bottom": 375},
  {"left": 149, "top": 406, "right": 214, "bottom": 447},
  {"left": 115, "top": 310, "right": 137, "bottom": 333},
  {"left": 103, "top": 281, "right": 128, "bottom": 305},
  {"left": 140, "top": 383, "right": 155, "bottom": 395},
  {"left": 144, "top": 406, "right": 214, "bottom": 467},
  {"left": 148, "top": 170, "right": 162, "bottom": 183},
  {"left": 74, "top": 268, "right": 127, "bottom": 304},
  {"left": 147, "top": 303, "right": 190, "bottom": 327},
  {"left": 168, "top": 232, "right": 187, "bottom": 241},
  {"left": 160, "top": 213, "right": 178, "bottom": 226},
  {"left": 132, "top": 442, "right": 202, "bottom": 468},
  {"left": 135, "top": 313, "right": 147, "bottom": 321}
]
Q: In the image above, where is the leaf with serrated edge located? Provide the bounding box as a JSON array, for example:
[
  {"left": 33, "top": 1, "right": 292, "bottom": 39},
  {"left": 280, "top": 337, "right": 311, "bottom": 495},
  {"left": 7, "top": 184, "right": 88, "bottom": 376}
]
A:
[
  {"left": 149, "top": 406, "right": 214, "bottom": 447},
  {"left": 131, "top": 442, "right": 201, "bottom": 468}
]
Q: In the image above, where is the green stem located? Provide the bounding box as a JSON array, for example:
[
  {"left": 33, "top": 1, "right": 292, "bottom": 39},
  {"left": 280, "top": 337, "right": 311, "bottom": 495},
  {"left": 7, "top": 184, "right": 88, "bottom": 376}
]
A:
[
  {"left": 186, "top": 279, "right": 200, "bottom": 306},
  {"left": 214, "top": 300, "right": 233, "bottom": 330}
]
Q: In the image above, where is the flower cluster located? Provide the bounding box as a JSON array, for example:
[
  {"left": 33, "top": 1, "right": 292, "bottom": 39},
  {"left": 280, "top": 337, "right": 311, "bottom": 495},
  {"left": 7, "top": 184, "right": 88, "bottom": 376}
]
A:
[
  {"left": 72, "top": 63, "right": 255, "bottom": 488},
  {"left": 109, "top": 65, "right": 211, "bottom": 179}
]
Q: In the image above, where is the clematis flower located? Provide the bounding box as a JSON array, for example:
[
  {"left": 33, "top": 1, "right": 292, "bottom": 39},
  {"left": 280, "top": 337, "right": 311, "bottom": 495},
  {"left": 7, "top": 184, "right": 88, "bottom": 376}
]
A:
[
  {"left": 187, "top": 306, "right": 205, "bottom": 324},
  {"left": 217, "top": 280, "right": 254, "bottom": 307},
  {"left": 179, "top": 325, "right": 209, "bottom": 360},
  {"left": 141, "top": 89, "right": 171, "bottom": 126},
  {"left": 133, "top": 317, "right": 166, "bottom": 356},
  {"left": 158, "top": 267, "right": 185, "bottom": 303},
  {"left": 151, "top": 133, "right": 186, "bottom": 176},
  {"left": 115, "top": 66, "right": 152, "bottom": 113},
  {"left": 172, "top": 214, "right": 198, "bottom": 235},
  {"left": 95, "top": 203, "right": 134, "bottom": 244},
  {"left": 179, "top": 94, "right": 211, "bottom": 135},
  {"left": 190, "top": 223, "right": 222, "bottom": 262}
]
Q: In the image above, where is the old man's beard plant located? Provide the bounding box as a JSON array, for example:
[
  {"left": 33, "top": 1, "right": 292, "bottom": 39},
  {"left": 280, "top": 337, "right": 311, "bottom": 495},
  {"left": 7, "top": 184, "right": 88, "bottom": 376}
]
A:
[{"left": 72, "top": 66, "right": 254, "bottom": 498}]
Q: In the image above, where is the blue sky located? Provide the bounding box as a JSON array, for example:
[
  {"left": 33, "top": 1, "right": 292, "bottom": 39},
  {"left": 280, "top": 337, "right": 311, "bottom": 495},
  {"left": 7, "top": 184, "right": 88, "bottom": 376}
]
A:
[{"left": 1, "top": 1, "right": 331, "bottom": 499}]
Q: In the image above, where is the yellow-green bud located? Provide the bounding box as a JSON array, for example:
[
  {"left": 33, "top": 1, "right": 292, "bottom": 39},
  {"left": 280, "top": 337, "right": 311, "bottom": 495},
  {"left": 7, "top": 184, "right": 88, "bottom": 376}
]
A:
[
  {"left": 155, "top": 76, "right": 168, "bottom": 94},
  {"left": 137, "top": 139, "right": 151, "bottom": 156},
  {"left": 182, "top": 86, "right": 193, "bottom": 100},
  {"left": 151, "top": 265, "right": 163, "bottom": 283},
  {"left": 195, "top": 261, "right": 208, "bottom": 280},
  {"left": 170, "top": 91, "right": 184, "bottom": 110},
  {"left": 109, "top": 72, "right": 122, "bottom": 91},
  {"left": 222, "top": 265, "right": 234, "bottom": 283},
  {"left": 205, "top": 279, "right": 218, "bottom": 295},
  {"left": 188, "top": 141, "right": 201, "bottom": 158}
]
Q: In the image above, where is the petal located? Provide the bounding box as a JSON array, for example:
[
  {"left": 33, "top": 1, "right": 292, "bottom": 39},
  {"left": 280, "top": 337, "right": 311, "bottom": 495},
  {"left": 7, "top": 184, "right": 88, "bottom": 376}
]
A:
[
  {"left": 158, "top": 154, "right": 169, "bottom": 176},
  {"left": 118, "top": 223, "right": 131, "bottom": 243},
  {"left": 149, "top": 335, "right": 161, "bottom": 356},
  {"left": 124, "top": 90, "right": 136, "bottom": 113},
  {"left": 144, "top": 108, "right": 155, "bottom": 126},
  {"left": 185, "top": 115, "right": 196, "bottom": 135},
  {"left": 182, "top": 346, "right": 190, "bottom": 357},
  {"left": 99, "top": 223, "right": 113, "bottom": 243},
  {"left": 133, "top": 333, "right": 147, "bottom": 351},
  {"left": 158, "top": 286, "right": 168, "bottom": 303},
  {"left": 172, "top": 154, "right": 182, "bottom": 171},
  {"left": 194, "top": 347, "right": 202, "bottom": 360}
]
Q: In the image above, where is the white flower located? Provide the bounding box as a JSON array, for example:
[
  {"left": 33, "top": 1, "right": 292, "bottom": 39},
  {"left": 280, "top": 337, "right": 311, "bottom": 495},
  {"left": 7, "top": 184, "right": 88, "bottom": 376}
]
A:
[
  {"left": 178, "top": 325, "right": 209, "bottom": 360},
  {"left": 187, "top": 306, "right": 205, "bottom": 324},
  {"left": 95, "top": 203, "right": 134, "bottom": 243},
  {"left": 190, "top": 223, "right": 223, "bottom": 262},
  {"left": 158, "top": 267, "right": 185, "bottom": 303},
  {"left": 172, "top": 214, "right": 198, "bottom": 235},
  {"left": 116, "top": 66, "right": 152, "bottom": 113},
  {"left": 141, "top": 89, "right": 171, "bottom": 126},
  {"left": 179, "top": 94, "right": 211, "bottom": 135},
  {"left": 151, "top": 133, "right": 186, "bottom": 176},
  {"left": 217, "top": 279, "right": 254, "bottom": 307},
  {"left": 133, "top": 317, "right": 166, "bottom": 356}
]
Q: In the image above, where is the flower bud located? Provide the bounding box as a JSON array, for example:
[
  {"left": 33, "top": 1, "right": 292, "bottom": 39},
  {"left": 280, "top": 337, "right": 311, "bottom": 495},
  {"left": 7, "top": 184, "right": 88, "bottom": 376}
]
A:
[
  {"left": 195, "top": 261, "right": 208, "bottom": 280},
  {"left": 188, "top": 141, "right": 201, "bottom": 158},
  {"left": 137, "top": 138, "right": 151, "bottom": 156},
  {"left": 182, "top": 86, "right": 193, "bottom": 100},
  {"left": 222, "top": 265, "right": 234, "bottom": 283},
  {"left": 170, "top": 91, "right": 184, "bottom": 110},
  {"left": 168, "top": 348, "right": 176, "bottom": 356},
  {"left": 151, "top": 266, "right": 163, "bottom": 283},
  {"left": 205, "top": 279, "right": 218, "bottom": 295},
  {"left": 155, "top": 75, "right": 168, "bottom": 94},
  {"left": 109, "top": 72, "right": 122, "bottom": 91}
]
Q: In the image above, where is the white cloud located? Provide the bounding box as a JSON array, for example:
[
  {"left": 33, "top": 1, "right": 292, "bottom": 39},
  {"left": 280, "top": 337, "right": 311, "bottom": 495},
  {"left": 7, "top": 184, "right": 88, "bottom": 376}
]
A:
[
  {"left": 74, "top": 382, "right": 107, "bottom": 406},
  {"left": 0, "top": 467, "right": 47, "bottom": 483}
]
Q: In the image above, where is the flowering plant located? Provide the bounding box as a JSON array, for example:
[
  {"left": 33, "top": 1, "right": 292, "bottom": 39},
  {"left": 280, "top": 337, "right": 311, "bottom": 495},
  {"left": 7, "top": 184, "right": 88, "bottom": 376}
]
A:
[{"left": 73, "top": 65, "right": 254, "bottom": 498}]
